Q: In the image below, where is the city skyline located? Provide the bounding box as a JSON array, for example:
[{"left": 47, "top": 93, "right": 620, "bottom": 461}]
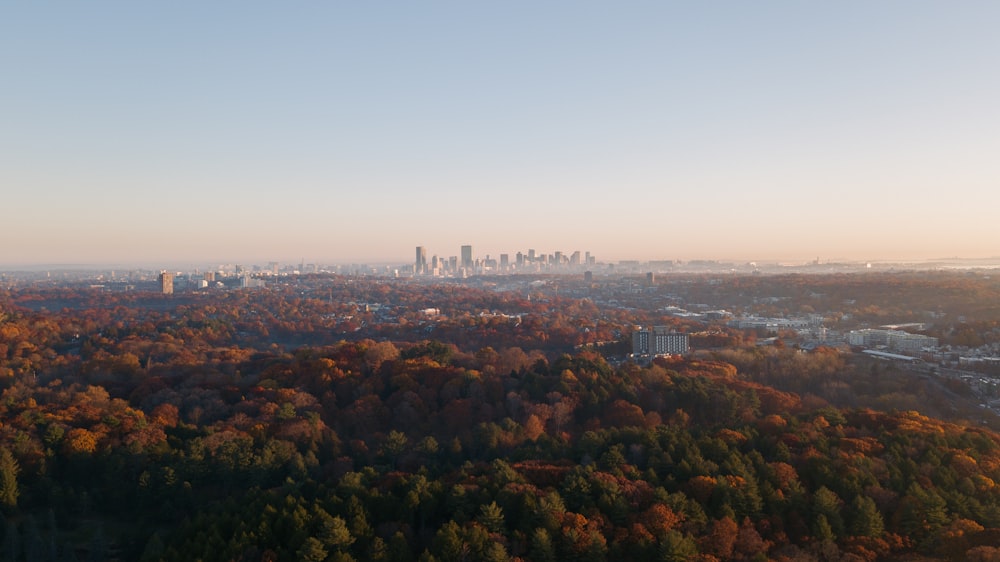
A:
[{"left": 3, "top": 3, "right": 1000, "bottom": 266}]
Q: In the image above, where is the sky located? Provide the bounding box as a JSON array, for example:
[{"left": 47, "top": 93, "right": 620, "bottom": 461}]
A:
[{"left": 2, "top": 2, "right": 1000, "bottom": 267}]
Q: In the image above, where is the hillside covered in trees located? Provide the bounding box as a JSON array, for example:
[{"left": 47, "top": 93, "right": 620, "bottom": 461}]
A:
[{"left": 2, "top": 275, "right": 1000, "bottom": 561}]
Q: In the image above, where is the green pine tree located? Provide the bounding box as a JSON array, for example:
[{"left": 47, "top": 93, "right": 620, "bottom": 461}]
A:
[
  {"left": 849, "top": 496, "right": 884, "bottom": 538},
  {"left": 295, "top": 537, "right": 328, "bottom": 562},
  {"left": 530, "top": 528, "right": 557, "bottom": 562},
  {"left": 659, "top": 530, "right": 698, "bottom": 562},
  {"left": 813, "top": 515, "right": 835, "bottom": 543},
  {"left": 478, "top": 502, "right": 505, "bottom": 534},
  {"left": 0, "top": 449, "right": 19, "bottom": 512}
]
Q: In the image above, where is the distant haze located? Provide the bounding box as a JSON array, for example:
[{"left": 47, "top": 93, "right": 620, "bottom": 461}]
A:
[{"left": 2, "top": 3, "right": 999, "bottom": 266}]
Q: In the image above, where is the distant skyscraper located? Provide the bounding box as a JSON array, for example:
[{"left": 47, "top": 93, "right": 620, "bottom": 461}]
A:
[
  {"left": 500, "top": 254, "right": 509, "bottom": 270},
  {"left": 415, "top": 246, "right": 428, "bottom": 274},
  {"left": 461, "top": 245, "right": 473, "bottom": 269},
  {"left": 570, "top": 251, "right": 581, "bottom": 266},
  {"left": 159, "top": 271, "right": 174, "bottom": 295},
  {"left": 584, "top": 271, "right": 593, "bottom": 283}
]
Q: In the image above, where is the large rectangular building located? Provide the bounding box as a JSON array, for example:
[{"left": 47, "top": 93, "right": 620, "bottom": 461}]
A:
[
  {"left": 461, "top": 245, "right": 473, "bottom": 269},
  {"left": 415, "top": 246, "right": 427, "bottom": 275},
  {"left": 633, "top": 326, "right": 689, "bottom": 356},
  {"left": 159, "top": 271, "right": 174, "bottom": 295},
  {"left": 847, "top": 329, "right": 938, "bottom": 352}
]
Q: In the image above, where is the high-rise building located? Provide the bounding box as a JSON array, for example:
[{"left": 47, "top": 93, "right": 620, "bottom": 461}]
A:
[
  {"left": 584, "top": 271, "right": 593, "bottom": 283},
  {"left": 159, "top": 271, "right": 174, "bottom": 295},
  {"left": 415, "top": 246, "right": 428, "bottom": 275},
  {"left": 499, "top": 254, "right": 509, "bottom": 271},
  {"left": 461, "top": 245, "right": 473, "bottom": 269},
  {"left": 570, "top": 251, "right": 581, "bottom": 266}
]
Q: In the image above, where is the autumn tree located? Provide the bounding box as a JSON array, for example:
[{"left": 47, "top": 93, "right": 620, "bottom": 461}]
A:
[{"left": 702, "top": 516, "right": 738, "bottom": 559}]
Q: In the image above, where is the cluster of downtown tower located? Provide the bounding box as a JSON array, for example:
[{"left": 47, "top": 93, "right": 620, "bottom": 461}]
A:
[{"left": 414, "top": 245, "right": 598, "bottom": 277}]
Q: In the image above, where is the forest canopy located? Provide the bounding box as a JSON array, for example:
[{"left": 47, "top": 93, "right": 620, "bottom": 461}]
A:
[{"left": 2, "top": 273, "right": 1000, "bottom": 561}]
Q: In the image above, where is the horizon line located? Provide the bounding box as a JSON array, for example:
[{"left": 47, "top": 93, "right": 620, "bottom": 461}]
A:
[{"left": 3, "top": 255, "right": 1000, "bottom": 272}]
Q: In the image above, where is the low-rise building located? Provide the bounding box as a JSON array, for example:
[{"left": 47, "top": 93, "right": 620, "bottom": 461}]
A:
[{"left": 847, "top": 329, "right": 938, "bottom": 353}]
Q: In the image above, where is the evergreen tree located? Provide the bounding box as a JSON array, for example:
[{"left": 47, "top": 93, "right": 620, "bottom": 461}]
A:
[
  {"left": 0, "top": 449, "right": 19, "bottom": 512},
  {"left": 529, "top": 528, "right": 557, "bottom": 562},
  {"left": 368, "top": 536, "right": 388, "bottom": 562},
  {"left": 811, "top": 487, "right": 844, "bottom": 539},
  {"left": 295, "top": 537, "right": 328, "bottom": 562},
  {"left": 813, "top": 515, "right": 835, "bottom": 543},
  {"left": 387, "top": 532, "right": 413, "bottom": 562},
  {"left": 478, "top": 502, "right": 505, "bottom": 534},
  {"left": 481, "top": 541, "right": 509, "bottom": 562},
  {"left": 446, "top": 485, "right": 474, "bottom": 523},
  {"left": 432, "top": 521, "right": 464, "bottom": 562},
  {"left": 898, "top": 482, "right": 949, "bottom": 540},
  {"left": 346, "top": 496, "right": 373, "bottom": 540},
  {"left": 659, "top": 530, "right": 698, "bottom": 562},
  {"left": 849, "top": 495, "right": 884, "bottom": 538},
  {"left": 319, "top": 515, "right": 355, "bottom": 550}
]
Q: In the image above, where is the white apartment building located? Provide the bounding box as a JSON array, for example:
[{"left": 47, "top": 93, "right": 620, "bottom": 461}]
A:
[{"left": 847, "top": 329, "right": 937, "bottom": 353}]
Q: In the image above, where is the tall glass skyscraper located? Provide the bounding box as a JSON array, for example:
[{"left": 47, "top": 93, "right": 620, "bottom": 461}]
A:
[
  {"left": 461, "top": 245, "right": 473, "bottom": 269},
  {"left": 415, "top": 246, "right": 427, "bottom": 274}
]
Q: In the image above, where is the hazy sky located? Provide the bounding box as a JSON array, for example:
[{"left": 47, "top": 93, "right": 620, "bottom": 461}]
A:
[{"left": 3, "top": 2, "right": 999, "bottom": 267}]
